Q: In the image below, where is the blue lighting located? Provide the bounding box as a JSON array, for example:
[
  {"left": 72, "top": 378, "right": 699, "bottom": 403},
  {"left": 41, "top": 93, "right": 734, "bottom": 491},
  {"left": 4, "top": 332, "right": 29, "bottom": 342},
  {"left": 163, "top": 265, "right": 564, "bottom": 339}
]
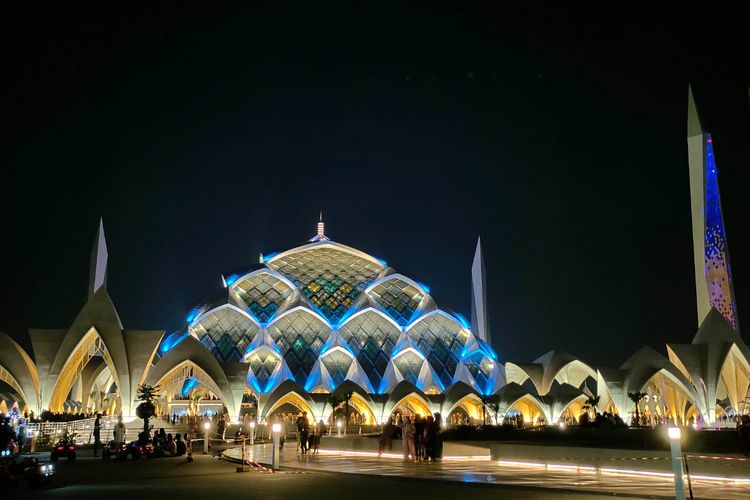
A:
[
  {"left": 262, "top": 252, "right": 279, "bottom": 263},
  {"left": 703, "top": 135, "right": 738, "bottom": 328},
  {"left": 454, "top": 312, "right": 471, "bottom": 330},
  {"left": 160, "top": 330, "right": 189, "bottom": 354},
  {"left": 416, "top": 282, "right": 430, "bottom": 294},
  {"left": 180, "top": 378, "right": 199, "bottom": 396},
  {"left": 186, "top": 305, "right": 204, "bottom": 324},
  {"left": 224, "top": 273, "right": 240, "bottom": 286},
  {"left": 375, "top": 257, "right": 388, "bottom": 267}
]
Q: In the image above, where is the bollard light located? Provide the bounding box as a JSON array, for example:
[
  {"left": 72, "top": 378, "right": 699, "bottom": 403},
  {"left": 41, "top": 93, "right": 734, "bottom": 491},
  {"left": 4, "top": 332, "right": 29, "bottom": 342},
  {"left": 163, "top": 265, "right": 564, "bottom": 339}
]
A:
[
  {"left": 203, "top": 421, "right": 211, "bottom": 454},
  {"left": 271, "top": 423, "right": 282, "bottom": 470},
  {"left": 249, "top": 421, "right": 256, "bottom": 445},
  {"left": 667, "top": 427, "right": 685, "bottom": 500},
  {"left": 558, "top": 421, "right": 565, "bottom": 429},
  {"left": 336, "top": 420, "right": 342, "bottom": 437}
]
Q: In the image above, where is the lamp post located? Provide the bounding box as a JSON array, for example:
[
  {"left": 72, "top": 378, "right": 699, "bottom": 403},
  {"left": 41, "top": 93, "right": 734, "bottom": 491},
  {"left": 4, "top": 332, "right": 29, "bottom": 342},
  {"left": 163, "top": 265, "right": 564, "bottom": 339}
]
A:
[
  {"left": 271, "top": 423, "right": 282, "bottom": 470},
  {"left": 249, "top": 420, "right": 255, "bottom": 445},
  {"left": 336, "top": 420, "right": 342, "bottom": 437},
  {"left": 203, "top": 421, "right": 211, "bottom": 454},
  {"left": 667, "top": 427, "right": 685, "bottom": 500}
]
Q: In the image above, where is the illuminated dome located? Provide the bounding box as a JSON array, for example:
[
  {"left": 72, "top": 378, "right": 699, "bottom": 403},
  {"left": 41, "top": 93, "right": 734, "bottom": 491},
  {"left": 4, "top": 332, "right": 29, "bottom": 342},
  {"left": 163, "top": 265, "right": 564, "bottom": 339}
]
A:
[{"left": 173, "top": 220, "right": 502, "bottom": 397}]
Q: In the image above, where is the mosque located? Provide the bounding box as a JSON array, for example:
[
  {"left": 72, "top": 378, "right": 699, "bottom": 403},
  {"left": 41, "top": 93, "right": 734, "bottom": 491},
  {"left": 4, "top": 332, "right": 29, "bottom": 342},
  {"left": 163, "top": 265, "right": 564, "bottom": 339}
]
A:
[{"left": 1, "top": 88, "right": 747, "bottom": 428}]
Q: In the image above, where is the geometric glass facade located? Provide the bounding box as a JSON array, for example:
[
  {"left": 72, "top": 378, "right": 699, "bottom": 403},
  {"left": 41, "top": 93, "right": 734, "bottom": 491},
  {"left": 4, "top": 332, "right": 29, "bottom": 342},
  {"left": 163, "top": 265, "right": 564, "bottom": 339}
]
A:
[
  {"left": 183, "top": 234, "right": 498, "bottom": 396},
  {"left": 192, "top": 306, "right": 259, "bottom": 362},
  {"left": 369, "top": 277, "right": 425, "bottom": 326}
]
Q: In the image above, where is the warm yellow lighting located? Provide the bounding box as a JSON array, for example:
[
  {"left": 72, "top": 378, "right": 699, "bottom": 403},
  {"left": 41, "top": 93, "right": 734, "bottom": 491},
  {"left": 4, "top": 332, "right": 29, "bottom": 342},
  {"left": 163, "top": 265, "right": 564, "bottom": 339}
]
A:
[{"left": 203, "top": 421, "right": 210, "bottom": 430}]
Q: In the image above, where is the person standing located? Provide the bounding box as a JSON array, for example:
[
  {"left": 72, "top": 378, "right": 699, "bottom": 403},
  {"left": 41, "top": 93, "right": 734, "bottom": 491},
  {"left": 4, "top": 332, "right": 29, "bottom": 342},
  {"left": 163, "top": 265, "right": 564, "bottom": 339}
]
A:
[
  {"left": 297, "top": 412, "right": 309, "bottom": 454},
  {"left": 113, "top": 416, "right": 125, "bottom": 447},
  {"left": 93, "top": 414, "right": 102, "bottom": 457},
  {"left": 400, "top": 416, "right": 416, "bottom": 460},
  {"left": 413, "top": 414, "right": 425, "bottom": 461}
]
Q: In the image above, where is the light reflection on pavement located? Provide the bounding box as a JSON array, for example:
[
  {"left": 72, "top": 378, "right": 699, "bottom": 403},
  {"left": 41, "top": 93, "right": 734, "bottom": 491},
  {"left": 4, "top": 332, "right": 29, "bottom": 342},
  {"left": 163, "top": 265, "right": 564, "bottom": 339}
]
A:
[{"left": 226, "top": 444, "right": 750, "bottom": 500}]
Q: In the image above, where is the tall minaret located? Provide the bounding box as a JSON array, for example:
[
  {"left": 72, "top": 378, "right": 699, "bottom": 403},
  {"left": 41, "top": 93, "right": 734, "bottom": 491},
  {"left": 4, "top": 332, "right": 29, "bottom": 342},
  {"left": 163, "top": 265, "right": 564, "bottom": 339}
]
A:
[
  {"left": 687, "top": 86, "right": 739, "bottom": 330},
  {"left": 470, "top": 236, "right": 490, "bottom": 344},
  {"left": 88, "top": 218, "right": 108, "bottom": 297}
]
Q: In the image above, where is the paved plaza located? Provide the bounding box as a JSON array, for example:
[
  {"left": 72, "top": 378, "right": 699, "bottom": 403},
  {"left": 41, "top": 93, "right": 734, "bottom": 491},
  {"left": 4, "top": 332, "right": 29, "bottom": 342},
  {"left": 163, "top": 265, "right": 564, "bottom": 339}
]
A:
[
  {"left": 223, "top": 443, "right": 750, "bottom": 499},
  {"left": 11, "top": 450, "right": 618, "bottom": 500}
]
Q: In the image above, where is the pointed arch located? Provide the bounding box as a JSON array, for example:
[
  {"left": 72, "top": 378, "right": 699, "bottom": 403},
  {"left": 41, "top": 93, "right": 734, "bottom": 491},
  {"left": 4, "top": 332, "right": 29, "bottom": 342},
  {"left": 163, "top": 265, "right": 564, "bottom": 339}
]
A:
[
  {"left": 264, "top": 390, "right": 316, "bottom": 419},
  {"left": 153, "top": 359, "right": 226, "bottom": 404},
  {"left": 47, "top": 327, "right": 119, "bottom": 412},
  {"left": 506, "top": 393, "right": 549, "bottom": 425}
]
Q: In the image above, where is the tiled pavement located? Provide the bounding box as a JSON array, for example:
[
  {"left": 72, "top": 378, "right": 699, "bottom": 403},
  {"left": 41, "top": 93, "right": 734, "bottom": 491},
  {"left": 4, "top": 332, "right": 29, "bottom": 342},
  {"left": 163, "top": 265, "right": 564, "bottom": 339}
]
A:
[{"left": 224, "top": 444, "right": 750, "bottom": 499}]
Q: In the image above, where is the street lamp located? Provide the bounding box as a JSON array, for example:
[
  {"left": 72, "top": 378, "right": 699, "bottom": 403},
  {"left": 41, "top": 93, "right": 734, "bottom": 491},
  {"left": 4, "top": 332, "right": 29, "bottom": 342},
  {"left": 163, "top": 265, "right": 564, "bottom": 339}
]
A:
[
  {"left": 336, "top": 420, "right": 342, "bottom": 437},
  {"left": 667, "top": 427, "right": 685, "bottom": 500},
  {"left": 203, "top": 421, "right": 211, "bottom": 454},
  {"left": 271, "top": 423, "right": 282, "bottom": 470},
  {"left": 249, "top": 420, "right": 256, "bottom": 445}
]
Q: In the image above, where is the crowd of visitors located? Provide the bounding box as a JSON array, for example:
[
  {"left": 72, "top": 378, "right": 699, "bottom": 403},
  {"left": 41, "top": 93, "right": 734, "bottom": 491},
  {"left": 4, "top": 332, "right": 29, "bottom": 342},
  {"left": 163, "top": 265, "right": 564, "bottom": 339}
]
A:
[{"left": 379, "top": 412, "right": 443, "bottom": 461}]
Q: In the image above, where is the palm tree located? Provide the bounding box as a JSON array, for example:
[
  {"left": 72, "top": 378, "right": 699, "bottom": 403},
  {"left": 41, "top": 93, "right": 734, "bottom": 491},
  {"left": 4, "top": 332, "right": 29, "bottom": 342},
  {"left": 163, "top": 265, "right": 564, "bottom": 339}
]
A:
[
  {"left": 487, "top": 401, "right": 501, "bottom": 425},
  {"left": 583, "top": 395, "right": 601, "bottom": 419},
  {"left": 480, "top": 396, "right": 493, "bottom": 425},
  {"left": 627, "top": 391, "right": 648, "bottom": 426},
  {"left": 135, "top": 384, "right": 160, "bottom": 437}
]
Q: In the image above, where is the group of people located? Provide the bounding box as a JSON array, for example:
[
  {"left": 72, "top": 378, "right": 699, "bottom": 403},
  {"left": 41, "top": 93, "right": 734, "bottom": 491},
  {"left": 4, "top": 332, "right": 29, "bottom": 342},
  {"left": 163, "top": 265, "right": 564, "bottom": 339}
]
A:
[
  {"left": 295, "top": 412, "right": 326, "bottom": 454},
  {"left": 379, "top": 413, "right": 443, "bottom": 461}
]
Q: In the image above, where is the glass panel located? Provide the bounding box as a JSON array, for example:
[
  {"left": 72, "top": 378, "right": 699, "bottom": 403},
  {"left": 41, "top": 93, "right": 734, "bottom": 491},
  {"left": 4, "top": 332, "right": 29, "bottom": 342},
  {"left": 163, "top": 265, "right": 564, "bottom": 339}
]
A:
[
  {"left": 191, "top": 307, "right": 259, "bottom": 362},
  {"left": 369, "top": 277, "right": 424, "bottom": 326},
  {"left": 268, "top": 247, "right": 384, "bottom": 324}
]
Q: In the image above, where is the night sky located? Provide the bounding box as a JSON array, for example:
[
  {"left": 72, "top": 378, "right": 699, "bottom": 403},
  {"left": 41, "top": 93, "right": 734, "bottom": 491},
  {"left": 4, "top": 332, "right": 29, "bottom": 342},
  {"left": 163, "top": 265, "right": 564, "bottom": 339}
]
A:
[{"left": 3, "top": 3, "right": 749, "bottom": 368}]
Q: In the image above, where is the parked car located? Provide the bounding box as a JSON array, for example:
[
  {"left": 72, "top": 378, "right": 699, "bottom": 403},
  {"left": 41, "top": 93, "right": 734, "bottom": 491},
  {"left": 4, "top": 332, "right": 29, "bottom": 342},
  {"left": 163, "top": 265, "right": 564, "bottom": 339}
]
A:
[{"left": 50, "top": 440, "right": 76, "bottom": 461}]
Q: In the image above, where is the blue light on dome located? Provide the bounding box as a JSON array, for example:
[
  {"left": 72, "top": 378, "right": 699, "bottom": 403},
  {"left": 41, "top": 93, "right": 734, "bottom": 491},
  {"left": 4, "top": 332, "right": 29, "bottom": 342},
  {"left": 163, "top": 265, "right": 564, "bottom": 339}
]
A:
[
  {"left": 454, "top": 313, "right": 471, "bottom": 330},
  {"left": 186, "top": 306, "right": 204, "bottom": 324},
  {"left": 262, "top": 252, "right": 279, "bottom": 263},
  {"left": 416, "top": 282, "right": 430, "bottom": 294},
  {"left": 224, "top": 274, "right": 240, "bottom": 286},
  {"left": 375, "top": 257, "right": 388, "bottom": 267}
]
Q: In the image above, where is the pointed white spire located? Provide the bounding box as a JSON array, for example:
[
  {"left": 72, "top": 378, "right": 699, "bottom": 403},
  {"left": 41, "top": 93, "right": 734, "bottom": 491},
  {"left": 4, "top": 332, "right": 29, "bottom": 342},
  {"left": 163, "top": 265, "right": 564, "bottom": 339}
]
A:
[
  {"left": 309, "top": 211, "right": 329, "bottom": 242},
  {"left": 687, "top": 84, "right": 703, "bottom": 137},
  {"left": 470, "top": 236, "right": 490, "bottom": 344},
  {"left": 88, "top": 218, "right": 108, "bottom": 297}
]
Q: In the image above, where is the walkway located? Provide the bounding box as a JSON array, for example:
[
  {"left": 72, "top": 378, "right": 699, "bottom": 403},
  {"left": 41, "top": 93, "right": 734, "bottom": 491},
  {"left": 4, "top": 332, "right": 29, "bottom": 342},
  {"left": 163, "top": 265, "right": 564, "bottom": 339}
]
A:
[{"left": 224, "top": 444, "right": 750, "bottom": 499}]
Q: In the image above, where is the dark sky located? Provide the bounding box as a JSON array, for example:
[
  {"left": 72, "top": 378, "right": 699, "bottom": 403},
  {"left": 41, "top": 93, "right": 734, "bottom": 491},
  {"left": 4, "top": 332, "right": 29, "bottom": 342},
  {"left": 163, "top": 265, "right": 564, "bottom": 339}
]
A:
[{"left": 3, "top": 3, "right": 749, "bottom": 368}]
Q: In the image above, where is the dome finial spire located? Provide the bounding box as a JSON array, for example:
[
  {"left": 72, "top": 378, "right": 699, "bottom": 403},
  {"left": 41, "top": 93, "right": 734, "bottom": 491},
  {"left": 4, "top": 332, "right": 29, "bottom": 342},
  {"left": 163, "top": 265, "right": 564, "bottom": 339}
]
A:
[
  {"left": 317, "top": 211, "right": 325, "bottom": 237},
  {"left": 310, "top": 211, "right": 329, "bottom": 242}
]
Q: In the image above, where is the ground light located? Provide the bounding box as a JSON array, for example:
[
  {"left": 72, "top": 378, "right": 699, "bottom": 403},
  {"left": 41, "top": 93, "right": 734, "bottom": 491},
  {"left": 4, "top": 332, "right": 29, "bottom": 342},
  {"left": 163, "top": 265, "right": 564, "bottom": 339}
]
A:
[
  {"left": 271, "top": 423, "right": 282, "bottom": 470},
  {"left": 667, "top": 427, "right": 686, "bottom": 500},
  {"left": 203, "top": 421, "right": 211, "bottom": 454}
]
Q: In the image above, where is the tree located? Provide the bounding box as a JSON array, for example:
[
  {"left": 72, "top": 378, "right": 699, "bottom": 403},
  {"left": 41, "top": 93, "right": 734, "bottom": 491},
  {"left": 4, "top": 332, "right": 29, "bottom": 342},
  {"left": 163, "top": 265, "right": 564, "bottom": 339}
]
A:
[
  {"left": 342, "top": 391, "right": 353, "bottom": 430},
  {"left": 487, "top": 400, "right": 501, "bottom": 425},
  {"left": 480, "top": 396, "right": 492, "bottom": 425},
  {"left": 135, "top": 384, "right": 160, "bottom": 437},
  {"left": 583, "top": 395, "right": 601, "bottom": 419},
  {"left": 326, "top": 394, "right": 341, "bottom": 423},
  {"left": 627, "top": 391, "right": 647, "bottom": 426}
]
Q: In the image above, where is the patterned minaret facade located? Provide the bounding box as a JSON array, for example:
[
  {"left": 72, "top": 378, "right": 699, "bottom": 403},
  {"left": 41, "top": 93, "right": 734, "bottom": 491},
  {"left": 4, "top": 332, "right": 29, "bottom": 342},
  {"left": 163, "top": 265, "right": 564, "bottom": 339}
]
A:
[{"left": 687, "top": 86, "right": 739, "bottom": 330}]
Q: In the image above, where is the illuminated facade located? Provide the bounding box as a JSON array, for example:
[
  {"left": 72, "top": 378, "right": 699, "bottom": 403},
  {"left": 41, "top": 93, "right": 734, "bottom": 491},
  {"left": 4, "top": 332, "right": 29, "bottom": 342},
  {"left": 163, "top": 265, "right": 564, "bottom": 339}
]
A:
[
  {"left": 0, "top": 87, "right": 746, "bottom": 426},
  {"left": 687, "top": 86, "right": 739, "bottom": 329}
]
